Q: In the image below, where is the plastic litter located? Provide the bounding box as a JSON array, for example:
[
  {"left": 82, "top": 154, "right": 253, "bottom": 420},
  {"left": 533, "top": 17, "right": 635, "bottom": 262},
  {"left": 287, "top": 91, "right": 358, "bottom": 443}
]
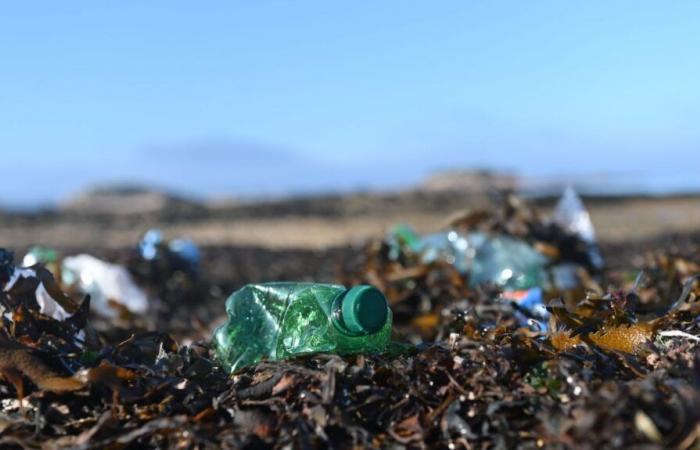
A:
[
  {"left": 387, "top": 226, "right": 551, "bottom": 326},
  {"left": 22, "top": 245, "right": 61, "bottom": 278},
  {"left": 2, "top": 248, "right": 71, "bottom": 321},
  {"left": 22, "top": 245, "right": 59, "bottom": 267},
  {"left": 501, "top": 287, "right": 548, "bottom": 329},
  {"left": 61, "top": 254, "right": 148, "bottom": 317},
  {"left": 552, "top": 186, "right": 604, "bottom": 269},
  {"left": 213, "top": 283, "right": 392, "bottom": 373},
  {"left": 139, "top": 229, "right": 164, "bottom": 260},
  {"left": 467, "top": 233, "right": 548, "bottom": 290},
  {"left": 1, "top": 248, "right": 87, "bottom": 344},
  {"left": 389, "top": 226, "right": 548, "bottom": 291},
  {"left": 386, "top": 224, "right": 424, "bottom": 261},
  {"left": 139, "top": 229, "right": 201, "bottom": 277},
  {"left": 421, "top": 230, "right": 473, "bottom": 274}
]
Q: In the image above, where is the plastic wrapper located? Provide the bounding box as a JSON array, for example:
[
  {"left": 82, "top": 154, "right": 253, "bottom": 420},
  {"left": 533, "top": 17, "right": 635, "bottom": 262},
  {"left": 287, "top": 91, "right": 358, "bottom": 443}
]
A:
[
  {"left": 552, "top": 186, "right": 604, "bottom": 269},
  {"left": 62, "top": 254, "right": 149, "bottom": 317},
  {"left": 0, "top": 248, "right": 87, "bottom": 345}
]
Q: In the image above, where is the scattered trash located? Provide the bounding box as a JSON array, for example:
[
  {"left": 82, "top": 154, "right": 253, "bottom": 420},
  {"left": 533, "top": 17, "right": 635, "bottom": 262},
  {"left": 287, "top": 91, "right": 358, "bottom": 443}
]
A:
[
  {"left": 213, "top": 283, "right": 392, "bottom": 372},
  {"left": 22, "top": 245, "right": 59, "bottom": 268},
  {"left": 139, "top": 229, "right": 201, "bottom": 278},
  {"left": 381, "top": 192, "right": 608, "bottom": 327},
  {"left": 386, "top": 224, "right": 424, "bottom": 261},
  {"left": 1, "top": 193, "right": 700, "bottom": 448},
  {"left": 0, "top": 248, "right": 91, "bottom": 372},
  {"left": 420, "top": 230, "right": 473, "bottom": 274},
  {"left": 1, "top": 248, "right": 79, "bottom": 323},
  {"left": 552, "top": 186, "right": 605, "bottom": 269},
  {"left": 501, "top": 287, "right": 548, "bottom": 328},
  {"left": 467, "top": 232, "right": 549, "bottom": 290},
  {"left": 389, "top": 227, "right": 549, "bottom": 290},
  {"left": 139, "top": 229, "right": 165, "bottom": 260},
  {"left": 62, "top": 254, "right": 149, "bottom": 317}
]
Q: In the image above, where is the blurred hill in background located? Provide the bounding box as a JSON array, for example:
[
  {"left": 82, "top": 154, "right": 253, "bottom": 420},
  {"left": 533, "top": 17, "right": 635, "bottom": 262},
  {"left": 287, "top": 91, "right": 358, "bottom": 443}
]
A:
[{"left": 1, "top": 169, "right": 699, "bottom": 252}]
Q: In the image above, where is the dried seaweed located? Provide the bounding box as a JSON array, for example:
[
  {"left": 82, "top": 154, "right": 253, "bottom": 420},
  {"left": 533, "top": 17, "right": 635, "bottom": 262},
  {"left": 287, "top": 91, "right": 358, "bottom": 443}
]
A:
[{"left": 1, "top": 196, "right": 700, "bottom": 449}]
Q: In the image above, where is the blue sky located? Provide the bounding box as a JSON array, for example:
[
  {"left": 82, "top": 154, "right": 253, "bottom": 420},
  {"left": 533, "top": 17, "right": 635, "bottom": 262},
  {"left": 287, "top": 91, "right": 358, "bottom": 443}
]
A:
[{"left": 2, "top": 1, "right": 699, "bottom": 206}]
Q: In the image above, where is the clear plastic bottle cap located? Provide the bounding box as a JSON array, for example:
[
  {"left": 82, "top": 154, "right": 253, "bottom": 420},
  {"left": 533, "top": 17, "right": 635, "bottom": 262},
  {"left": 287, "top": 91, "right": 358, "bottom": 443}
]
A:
[{"left": 341, "top": 285, "right": 388, "bottom": 334}]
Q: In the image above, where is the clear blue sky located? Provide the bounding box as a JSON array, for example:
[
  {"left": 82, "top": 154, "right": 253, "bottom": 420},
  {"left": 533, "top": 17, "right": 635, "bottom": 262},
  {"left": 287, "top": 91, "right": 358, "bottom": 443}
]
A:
[{"left": 2, "top": 1, "right": 699, "bottom": 206}]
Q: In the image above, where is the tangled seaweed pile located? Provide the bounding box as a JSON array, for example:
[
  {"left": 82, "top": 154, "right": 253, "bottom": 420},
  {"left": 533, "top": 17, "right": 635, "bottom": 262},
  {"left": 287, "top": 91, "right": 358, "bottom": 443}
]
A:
[{"left": 1, "top": 196, "right": 700, "bottom": 449}]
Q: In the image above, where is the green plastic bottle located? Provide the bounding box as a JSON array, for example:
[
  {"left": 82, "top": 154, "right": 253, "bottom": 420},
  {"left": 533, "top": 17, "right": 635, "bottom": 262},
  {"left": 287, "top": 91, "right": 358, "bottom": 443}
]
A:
[{"left": 213, "top": 283, "right": 392, "bottom": 373}]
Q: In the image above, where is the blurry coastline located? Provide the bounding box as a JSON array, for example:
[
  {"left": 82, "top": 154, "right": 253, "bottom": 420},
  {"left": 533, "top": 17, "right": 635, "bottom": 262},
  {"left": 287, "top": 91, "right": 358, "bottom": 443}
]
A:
[{"left": 1, "top": 169, "right": 699, "bottom": 253}]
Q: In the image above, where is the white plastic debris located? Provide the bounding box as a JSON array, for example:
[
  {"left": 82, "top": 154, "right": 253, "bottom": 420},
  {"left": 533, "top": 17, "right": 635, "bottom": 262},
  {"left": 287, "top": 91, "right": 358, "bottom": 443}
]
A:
[
  {"left": 35, "top": 282, "right": 71, "bottom": 321},
  {"left": 61, "top": 254, "right": 148, "bottom": 317},
  {"left": 552, "top": 186, "right": 604, "bottom": 269},
  {"left": 552, "top": 186, "right": 596, "bottom": 243},
  {"left": 2, "top": 265, "right": 81, "bottom": 345},
  {"left": 3, "top": 267, "right": 38, "bottom": 292},
  {"left": 3, "top": 267, "right": 71, "bottom": 321},
  {"left": 22, "top": 253, "right": 39, "bottom": 267}
]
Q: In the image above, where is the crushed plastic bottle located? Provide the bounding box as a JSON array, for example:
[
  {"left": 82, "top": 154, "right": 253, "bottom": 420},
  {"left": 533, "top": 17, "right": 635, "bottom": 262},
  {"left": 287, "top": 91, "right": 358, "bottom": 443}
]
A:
[
  {"left": 386, "top": 227, "right": 550, "bottom": 325},
  {"left": 389, "top": 227, "right": 549, "bottom": 291},
  {"left": 61, "top": 254, "right": 148, "bottom": 317},
  {"left": 213, "top": 283, "right": 392, "bottom": 373},
  {"left": 552, "top": 186, "right": 604, "bottom": 270},
  {"left": 421, "top": 230, "right": 473, "bottom": 274},
  {"left": 467, "top": 233, "right": 548, "bottom": 290},
  {"left": 139, "top": 229, "right": 201, "bottom": 277}
]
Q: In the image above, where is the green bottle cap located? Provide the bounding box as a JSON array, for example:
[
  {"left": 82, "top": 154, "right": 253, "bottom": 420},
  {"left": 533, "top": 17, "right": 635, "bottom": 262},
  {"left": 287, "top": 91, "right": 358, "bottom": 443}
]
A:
[{"left": 341, "top": 285, "right": 388, "bottom": 335}]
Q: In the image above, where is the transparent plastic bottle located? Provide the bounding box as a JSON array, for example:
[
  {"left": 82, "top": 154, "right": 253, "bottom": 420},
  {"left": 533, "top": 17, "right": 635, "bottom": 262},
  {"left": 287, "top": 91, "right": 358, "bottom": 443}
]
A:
[
  {"left": 392, "top": 229, "right": 548, "bottom": 291},
  {"left": 467, "top": 233, "right": 548, "bottom": 290},
  {"left": 213, "top": 283, "right": 392, "bottom": 373}
]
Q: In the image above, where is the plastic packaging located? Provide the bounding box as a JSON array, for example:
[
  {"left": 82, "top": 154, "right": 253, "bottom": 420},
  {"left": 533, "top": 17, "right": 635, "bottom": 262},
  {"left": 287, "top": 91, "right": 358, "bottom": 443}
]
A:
[
  {"left": 389, "top": 227, "right": 548, "bottom": 291},
  {"left": 1, "top": 248, "right": 85, "bottom": 343},
  {"left": 139, "top": 229, "right": 164, "bottom": 260},
  {"left": 501, "top": 287, "right": 549, "bottom": 329},
  {"left": 22, "top": 245, "right": 61, "bottom": 278},
  {"left": 466, "top": 233, "right": 548, "bottom": 290},
  {"left": 552, "top": 187, "right": 596, "bottom": 243},
  {"left": 213, "top": 283, "right": 392, "bottom": 373},
  {"left": 61, "top": 254, "right": 148, "bottom": 317},
  {"left": 552, "top": 187, "right": 604, "bottom": 270},
  {"left": 387, "top": 224, "right": 424, "bottom": 261},
  {"left": 139, "top": 229, "right": 201, "bottom": 277},
  {"left": 22, "top": 246, "right": 59, "bottom": 267},
  {"left": 421, "top": 230, "right": 473, "bottom": 274}
]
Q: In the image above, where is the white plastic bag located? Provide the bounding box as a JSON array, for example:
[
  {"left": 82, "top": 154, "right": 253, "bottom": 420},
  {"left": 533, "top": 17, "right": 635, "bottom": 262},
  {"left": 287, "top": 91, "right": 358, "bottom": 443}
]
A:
[{"left": 62, "top": 254, "right": 148, "bottom": 317}]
